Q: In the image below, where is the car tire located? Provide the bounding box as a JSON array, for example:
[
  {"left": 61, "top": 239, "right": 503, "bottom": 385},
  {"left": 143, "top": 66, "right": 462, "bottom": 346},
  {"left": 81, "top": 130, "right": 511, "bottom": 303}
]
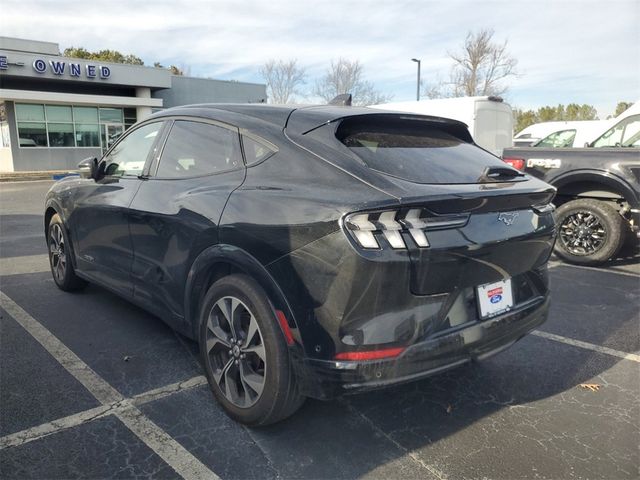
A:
[
  {"left": 554, "top": 199, "right": 626, "bottom": 266},
  {"left": 47, "top": 213, "right": 87, "bottom": 291},
  {"left": 199, "top": 274, "right": 304, "bottom": 426}
]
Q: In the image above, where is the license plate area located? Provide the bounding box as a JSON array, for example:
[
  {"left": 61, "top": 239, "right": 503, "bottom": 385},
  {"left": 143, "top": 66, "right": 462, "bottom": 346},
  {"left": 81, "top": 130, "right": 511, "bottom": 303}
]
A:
[{"left": 476, "top": 278, "right": 514, "bottom": 319}]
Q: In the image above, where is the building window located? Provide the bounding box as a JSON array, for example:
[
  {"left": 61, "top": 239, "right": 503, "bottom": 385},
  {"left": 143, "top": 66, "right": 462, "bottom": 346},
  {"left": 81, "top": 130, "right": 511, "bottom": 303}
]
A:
[
  {"left": 15, "top": 103, "right": 130, "bottom": 148},
  {"left": 99, "top": 108, "right": 124, "bottom": 123},
  {"left": 75, "top": 124, "right": 101, "bottom": 147},
  {"left": 45, "top": 105, "right": 73, "bottom": 122},
  {"left": 16, "top": 104, "right": 45, "bottom": 121},
  {"left": 18, "top": 122, "right": 47, "bottom": 147},
  {"left": 48, "top": 123, "right": 75, "bottom": 147},
  {"left": 73, "top": 106, "right": 99, "bottom": 123}
]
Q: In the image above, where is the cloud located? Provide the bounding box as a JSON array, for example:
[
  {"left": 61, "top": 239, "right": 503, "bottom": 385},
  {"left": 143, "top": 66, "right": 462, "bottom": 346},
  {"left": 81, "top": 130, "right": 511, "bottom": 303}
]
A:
[{"left": 2, "top": 0, "right": 638, "bottom": 115}]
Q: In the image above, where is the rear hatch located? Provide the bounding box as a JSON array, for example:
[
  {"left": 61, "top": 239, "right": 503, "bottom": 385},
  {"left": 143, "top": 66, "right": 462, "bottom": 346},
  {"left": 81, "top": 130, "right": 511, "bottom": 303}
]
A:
[{"left": 289, "top": 111, "right": 556, "bottom": 296}]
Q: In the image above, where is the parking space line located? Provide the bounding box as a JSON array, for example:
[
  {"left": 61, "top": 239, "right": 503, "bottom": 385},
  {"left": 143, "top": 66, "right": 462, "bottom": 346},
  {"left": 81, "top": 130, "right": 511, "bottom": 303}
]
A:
[
  {"left": 548, "top": 260, "right": 639, "bottom": 277},
  {"left": 532, "top": 330, "right": 640, "bottom": 362},
  {"left": 130, "top": 375, "right": 207, "bottom": 406},
  {"left": 0, "top": 404, "right": 116, "bottom": 449},
  {"left": 0, "top": 254, "right": 50, "bottom": 276},
  {"left": 0, "top": 291, "right": 219, "bottom": 480},
  {"left": 342, "top": 401, "right": 446, "bottom": 480},
  {"left": 0, "top": 376, "right": 207, "bottom": 450}
]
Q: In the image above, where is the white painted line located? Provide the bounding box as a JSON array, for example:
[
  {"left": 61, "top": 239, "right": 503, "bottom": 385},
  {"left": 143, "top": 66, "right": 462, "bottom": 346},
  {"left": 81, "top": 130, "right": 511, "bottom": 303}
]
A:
[
  {"left": 548, "top": 260, "right": 639, "bottom": 278},
  {"left": 0, "top": 376, "right": 207, "bottom": 450},
  {"left": 532, "top": 330, "right": 640, "bottom": 363},
  {"left": 0, "top": 404, "right": 117, "bottom": 449},
  {"left": 0, "top": 254, "right": 50, "bottom": 276},
  {"left": 343, "top": 401, "right": 446, "bottom": 480},
  {"left": 130, "top": 376, "right": 207, "bottom": 406},
  {"left": 0, "top": 291, "right": 122, "bottom": 404},
  {"left": 0, "top": 291, "right": 219, "bottom": 479},
  {"left": 116, "top": 406, "right": 215, "bottom": 480}
]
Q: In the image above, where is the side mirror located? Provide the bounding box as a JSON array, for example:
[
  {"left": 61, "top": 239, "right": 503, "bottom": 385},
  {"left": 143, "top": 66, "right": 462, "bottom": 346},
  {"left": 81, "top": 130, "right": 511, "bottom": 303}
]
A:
[{"left": 78, "top": 157, "right": 97, "bottom": 179}]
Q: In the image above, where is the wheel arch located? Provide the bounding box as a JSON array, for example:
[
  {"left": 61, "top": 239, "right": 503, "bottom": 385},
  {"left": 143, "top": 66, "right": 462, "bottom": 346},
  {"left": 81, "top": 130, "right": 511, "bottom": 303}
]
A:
[
  {"left": 44, "top": 199, "right": 83, "bottom": 272},
  {"left": 184, "top": 244, "right": 302, "bottom": 349},
  {"left": 44, "top": 199, "right": 64, "bottom": 236},
  {"left": 552, "top": 171, "right": 639, "bottom": 208}
]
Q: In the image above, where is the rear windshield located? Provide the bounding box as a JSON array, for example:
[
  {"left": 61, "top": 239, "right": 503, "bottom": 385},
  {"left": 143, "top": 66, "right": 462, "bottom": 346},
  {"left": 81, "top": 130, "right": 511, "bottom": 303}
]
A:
[{"left": 337, "top": 117, "right": 508, "bottom": 184}]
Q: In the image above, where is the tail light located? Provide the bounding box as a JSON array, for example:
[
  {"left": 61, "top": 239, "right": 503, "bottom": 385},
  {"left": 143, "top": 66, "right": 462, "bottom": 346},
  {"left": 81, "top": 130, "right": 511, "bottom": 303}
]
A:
[
  {"left": 502, "top": 157, "right": 525, "bottom": 171},
  {"left": 344, "top": 209, "right": 469, "bottom": 250},
  {"left": 334, "top": 347, "right": 405, "bottom": 361}
]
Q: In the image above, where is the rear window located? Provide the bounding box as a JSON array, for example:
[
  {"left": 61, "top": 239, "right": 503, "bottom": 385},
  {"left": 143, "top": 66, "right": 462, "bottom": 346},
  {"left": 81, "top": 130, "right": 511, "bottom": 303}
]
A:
[{"left": 336, "top": 117, "right": 508, "bottom": 184}]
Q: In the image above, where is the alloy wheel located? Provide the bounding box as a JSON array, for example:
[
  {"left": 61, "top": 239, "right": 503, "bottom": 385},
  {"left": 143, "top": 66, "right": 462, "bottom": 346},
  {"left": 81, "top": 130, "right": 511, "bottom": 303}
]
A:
[
  {"left": 559, "top": 210, "right": 607, "bottom": 255},
  {"left": 205, "top": 296, "right": 267, "bottom": 408},
  {"left": 49, "top": 223, "right": 66, "bottom": 281}
]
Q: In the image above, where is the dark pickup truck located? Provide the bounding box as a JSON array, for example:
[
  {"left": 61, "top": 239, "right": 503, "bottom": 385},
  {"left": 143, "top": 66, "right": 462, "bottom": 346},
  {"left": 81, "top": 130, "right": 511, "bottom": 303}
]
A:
[{"left": 502, "top": 112, "right": 640, "bottom": 265}]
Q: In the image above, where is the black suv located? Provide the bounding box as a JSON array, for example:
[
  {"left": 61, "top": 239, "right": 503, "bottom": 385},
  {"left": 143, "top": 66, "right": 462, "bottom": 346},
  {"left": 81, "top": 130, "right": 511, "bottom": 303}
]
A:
[{"left": 45, "top": 104, "right": 556, "bottom": 425}]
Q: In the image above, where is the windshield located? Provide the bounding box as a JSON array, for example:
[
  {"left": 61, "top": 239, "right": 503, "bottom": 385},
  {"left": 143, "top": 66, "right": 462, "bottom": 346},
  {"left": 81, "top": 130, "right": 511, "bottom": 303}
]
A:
[
  {"left": 592, "top": 114, "right": 640, "bottom": 148},
  {"left": 336, "top": 117, "right": 510, "bottom": 184}
]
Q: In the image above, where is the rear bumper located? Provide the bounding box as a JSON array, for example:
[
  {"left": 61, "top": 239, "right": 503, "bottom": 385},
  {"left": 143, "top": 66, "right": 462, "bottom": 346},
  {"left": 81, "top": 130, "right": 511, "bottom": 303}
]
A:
[{"left": 296, "top": 295, "right": 549, "bottom": 399}]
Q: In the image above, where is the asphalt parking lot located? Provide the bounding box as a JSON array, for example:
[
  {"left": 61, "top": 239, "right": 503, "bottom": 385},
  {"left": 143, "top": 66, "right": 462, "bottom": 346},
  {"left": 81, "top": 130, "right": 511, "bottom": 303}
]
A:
[{"left": 1, "top": 180, "right": 639, "bottom": 480}]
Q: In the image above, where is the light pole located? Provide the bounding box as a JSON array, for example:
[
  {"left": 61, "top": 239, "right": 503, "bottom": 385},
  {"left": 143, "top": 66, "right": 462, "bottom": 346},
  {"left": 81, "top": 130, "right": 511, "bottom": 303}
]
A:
[{"left": 411, "top": 58, "right": 421, "bottom": 101}]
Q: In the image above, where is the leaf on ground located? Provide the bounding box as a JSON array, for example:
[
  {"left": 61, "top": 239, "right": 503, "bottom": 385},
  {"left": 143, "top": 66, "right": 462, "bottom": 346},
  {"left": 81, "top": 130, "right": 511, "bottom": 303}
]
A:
[{"left": 579, "top": 383, "right": 600, "bottom": 392}]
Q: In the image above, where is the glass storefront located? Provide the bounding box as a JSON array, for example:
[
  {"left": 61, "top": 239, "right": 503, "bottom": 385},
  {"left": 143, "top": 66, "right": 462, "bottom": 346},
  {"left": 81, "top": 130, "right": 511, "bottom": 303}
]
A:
[{"left": 15, "top": 103, "right": 135, "bottom": 150}]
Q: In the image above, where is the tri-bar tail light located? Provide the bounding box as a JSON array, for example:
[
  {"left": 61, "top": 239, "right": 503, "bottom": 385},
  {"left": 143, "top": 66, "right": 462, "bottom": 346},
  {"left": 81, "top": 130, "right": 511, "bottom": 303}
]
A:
[{"left": 343, "top": 209, "right": 470, "bottom": 250}]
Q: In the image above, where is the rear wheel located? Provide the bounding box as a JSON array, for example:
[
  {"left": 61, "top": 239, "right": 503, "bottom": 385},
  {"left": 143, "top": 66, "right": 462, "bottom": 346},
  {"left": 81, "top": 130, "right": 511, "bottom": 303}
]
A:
[
  {"left": 47, "top": 214, "right": 87, "bottom": 291},
  {"left": 554, "top": 199, "right": 625, "bottom": 266},
  {"left": 199, "top": 274, "right": 304, "bottom": 426}
]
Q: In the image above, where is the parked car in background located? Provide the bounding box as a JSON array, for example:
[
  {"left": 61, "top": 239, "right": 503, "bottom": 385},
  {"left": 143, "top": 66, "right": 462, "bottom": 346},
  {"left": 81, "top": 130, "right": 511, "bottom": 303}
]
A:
[
  {"left": 503, "top": 103, "right": 639, "bottom": 266},
  {"left": 513, "top": 120, "right": 606, "bottom": 148},
  {"left": 372, "top": 96, "right": 513, "bottom": 156},
  {"left": 533, "top": 120, "right": 608, "bottom": 148},
  {"left": 45, "top": 103, "right": 556, "bottom": 425}
]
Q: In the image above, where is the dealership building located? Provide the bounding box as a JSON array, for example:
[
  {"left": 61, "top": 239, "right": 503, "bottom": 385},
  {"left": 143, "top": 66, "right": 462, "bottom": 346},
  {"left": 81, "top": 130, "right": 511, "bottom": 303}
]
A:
[{"left": 0, "top": 37, "right": 267, "bottom": 172}]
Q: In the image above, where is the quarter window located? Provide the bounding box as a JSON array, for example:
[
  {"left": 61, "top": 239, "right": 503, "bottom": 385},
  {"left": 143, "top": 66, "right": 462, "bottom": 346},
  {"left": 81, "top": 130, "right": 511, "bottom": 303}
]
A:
[
  {"left": 103, "top": 122, "right": 163, "bottom": 177},
  {"left": 242, "top": 135, "right": 276, "bottom": 165},
  {"left": 156, "top": 121, "right": 242, "bottom": 178}
]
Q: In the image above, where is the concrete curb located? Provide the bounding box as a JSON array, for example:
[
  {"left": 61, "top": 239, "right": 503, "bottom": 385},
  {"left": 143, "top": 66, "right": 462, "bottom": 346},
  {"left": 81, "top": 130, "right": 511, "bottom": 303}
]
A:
[{"left": 0, "top": 171, "right": 79, "bottom": 182}]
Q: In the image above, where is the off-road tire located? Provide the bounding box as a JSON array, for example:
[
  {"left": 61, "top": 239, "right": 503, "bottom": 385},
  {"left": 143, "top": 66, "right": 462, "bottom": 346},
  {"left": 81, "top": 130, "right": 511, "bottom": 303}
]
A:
[{"left": 554, "top": 199, "right": 626, "bottom": 266}]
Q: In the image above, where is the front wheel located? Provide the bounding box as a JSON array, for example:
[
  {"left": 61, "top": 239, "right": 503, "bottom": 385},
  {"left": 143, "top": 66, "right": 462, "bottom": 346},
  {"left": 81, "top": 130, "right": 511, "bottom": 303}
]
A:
[
  {"left": 199, "top": 274, "right": 304, "bottom": 426},
  {"left": 47, "top": 214, "right": 87, "bottom": 291},
  {"left": 554, "top": 199, "right": 626, "bottom": 266}
]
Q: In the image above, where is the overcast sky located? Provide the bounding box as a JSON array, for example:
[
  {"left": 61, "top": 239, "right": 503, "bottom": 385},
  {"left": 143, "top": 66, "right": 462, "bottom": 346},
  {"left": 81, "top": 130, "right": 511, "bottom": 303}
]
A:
[{"left": 3, "top": 0, "right": 639, "bottom": 116}]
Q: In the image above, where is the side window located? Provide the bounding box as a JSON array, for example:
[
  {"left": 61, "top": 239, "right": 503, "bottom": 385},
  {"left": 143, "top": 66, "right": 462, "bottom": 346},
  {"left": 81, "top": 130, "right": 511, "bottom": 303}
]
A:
[
  {"left": 535, "top": 129, "right": 576, "bottom": 148},
  {"left": 592, "top": 115, "right": 639, "bottom": 148},
  {"left": 242, "top": 135, "right": 277, "bottom": 166},
  {"left": 104, "top": 122, "right": 163, "bottom": 176},
  {"left": 156, "top": 121, "right": 242, "bottom": 178}
]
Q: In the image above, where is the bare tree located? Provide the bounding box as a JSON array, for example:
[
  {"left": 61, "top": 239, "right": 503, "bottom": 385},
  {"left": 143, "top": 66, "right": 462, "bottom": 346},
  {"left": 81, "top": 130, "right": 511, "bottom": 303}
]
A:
[
  {"left": 260, "top": 59, "right": 306, "bottom": 104},
  {"left": 313, "top": 58, "right": 392, "bottom": 106},
  {"left": 427, "top": 29, "right": 518, "bottom": 98}
]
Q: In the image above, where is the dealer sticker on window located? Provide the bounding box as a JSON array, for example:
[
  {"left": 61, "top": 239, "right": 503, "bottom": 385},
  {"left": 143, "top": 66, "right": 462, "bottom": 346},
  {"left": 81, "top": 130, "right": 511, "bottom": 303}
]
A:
[{"left": 476, "top": 278, "right": 514, "bottom": 319}]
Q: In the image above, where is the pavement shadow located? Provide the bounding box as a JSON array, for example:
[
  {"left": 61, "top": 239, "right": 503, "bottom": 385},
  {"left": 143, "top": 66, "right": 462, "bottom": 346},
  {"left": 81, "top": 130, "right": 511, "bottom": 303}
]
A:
[{"left": 0, "top": 214, "right": 47, "bottom": 258}]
